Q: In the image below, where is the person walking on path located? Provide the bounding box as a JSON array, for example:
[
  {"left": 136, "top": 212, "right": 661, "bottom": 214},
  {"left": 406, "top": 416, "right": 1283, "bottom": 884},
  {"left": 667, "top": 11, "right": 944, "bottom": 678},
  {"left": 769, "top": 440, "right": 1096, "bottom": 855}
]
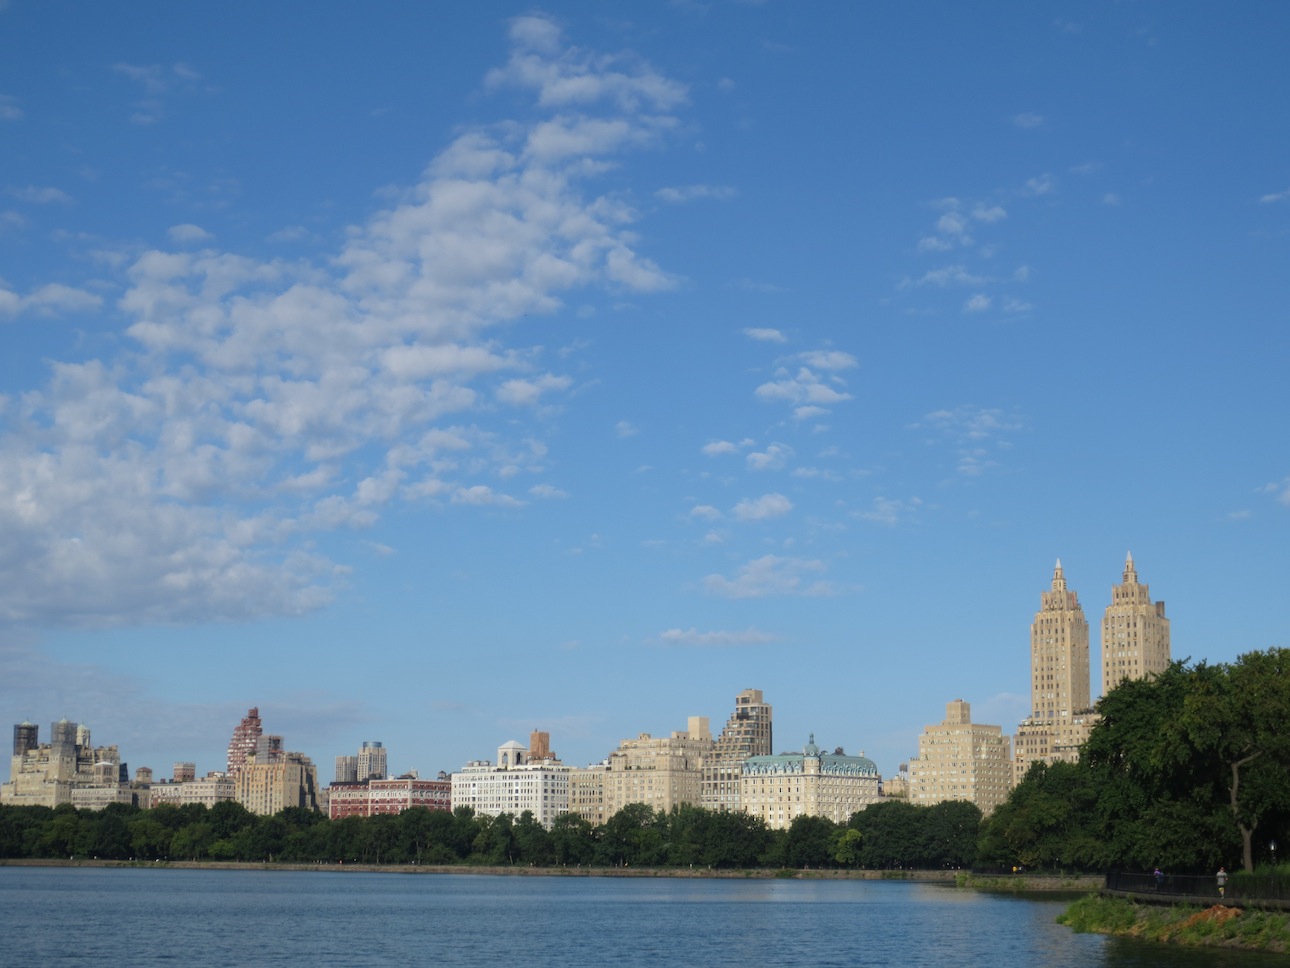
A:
[{"left": 1217, "top": 867, "right": 1228, "bottom": 898}]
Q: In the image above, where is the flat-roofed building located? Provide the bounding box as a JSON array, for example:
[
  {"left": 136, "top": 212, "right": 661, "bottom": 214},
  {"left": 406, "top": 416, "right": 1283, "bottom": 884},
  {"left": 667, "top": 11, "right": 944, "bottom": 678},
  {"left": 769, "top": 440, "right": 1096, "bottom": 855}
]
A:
[
  {"left": 150, "top": 772, "right": 235, "bottom": 809},
  {"left": 910, "top": 700, "right": 1012, "bottom": 816},
  {"left": 234, "top": 751, "right": 319, "bottom": 815},
  {"left": 600, "top": 716, "right": 712, "bottom": 818},
  {"left": 328, "top": 775, "right": 450, "bottom": 819}
]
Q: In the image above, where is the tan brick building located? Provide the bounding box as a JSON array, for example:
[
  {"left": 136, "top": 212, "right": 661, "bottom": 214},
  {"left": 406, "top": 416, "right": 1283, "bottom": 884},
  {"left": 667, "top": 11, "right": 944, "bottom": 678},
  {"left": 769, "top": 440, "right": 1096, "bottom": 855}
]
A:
[
  {"left": 702, "top": 689, "right": 772, "bottom": 812},
  {"left": 909, "top": 700, "right": 1012, "bottom": 816},
  {"left": 1101, "top": 552, "right": 1170, "bottom": 696},
  {"left": 234, "top": 751, "right": 319, "bottom": 815}
]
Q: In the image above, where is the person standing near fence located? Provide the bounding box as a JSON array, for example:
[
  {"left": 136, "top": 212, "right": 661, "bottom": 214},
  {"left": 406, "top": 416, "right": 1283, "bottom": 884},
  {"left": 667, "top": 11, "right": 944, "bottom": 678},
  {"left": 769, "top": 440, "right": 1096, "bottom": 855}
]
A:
[
  {"left": 1154, "top": 867, "right": 1164, "bottom": 890},
  {"left": 1217, "top": 867, "right": 1228, "bottom": 897}
]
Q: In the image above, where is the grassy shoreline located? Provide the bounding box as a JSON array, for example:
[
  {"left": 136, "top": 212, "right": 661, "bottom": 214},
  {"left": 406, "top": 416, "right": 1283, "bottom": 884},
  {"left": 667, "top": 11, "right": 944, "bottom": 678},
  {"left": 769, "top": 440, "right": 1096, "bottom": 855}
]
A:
[{"left": 1058, "top": 894, "right": 1290, "bottom": 953}]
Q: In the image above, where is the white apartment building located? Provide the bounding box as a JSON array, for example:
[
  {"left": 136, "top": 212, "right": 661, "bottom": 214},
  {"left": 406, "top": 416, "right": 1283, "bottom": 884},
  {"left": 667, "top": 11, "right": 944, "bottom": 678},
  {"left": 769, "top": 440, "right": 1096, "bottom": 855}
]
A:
[{"left": 450, "top": 740, "right": 570, "bottom": 828}]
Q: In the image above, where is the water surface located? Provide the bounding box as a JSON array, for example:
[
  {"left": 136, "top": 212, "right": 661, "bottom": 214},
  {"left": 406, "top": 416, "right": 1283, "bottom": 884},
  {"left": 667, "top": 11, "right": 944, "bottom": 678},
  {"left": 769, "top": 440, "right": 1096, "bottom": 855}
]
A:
[{"left": 0, "top": 867, "right": 1279, "bottom": 966}]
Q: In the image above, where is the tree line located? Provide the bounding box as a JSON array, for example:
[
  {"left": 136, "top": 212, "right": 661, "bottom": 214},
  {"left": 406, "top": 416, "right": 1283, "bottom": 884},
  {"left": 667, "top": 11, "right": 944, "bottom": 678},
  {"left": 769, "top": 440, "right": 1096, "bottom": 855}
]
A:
[
  {"left": 0, "top": 797, "right": 981, "bottom": 870},
  {"left": 977, "top": 649, "right": 1290, "bottom": 875},
  {"left": 4, "top": 649, "right": 1285, "bottom": 875}
]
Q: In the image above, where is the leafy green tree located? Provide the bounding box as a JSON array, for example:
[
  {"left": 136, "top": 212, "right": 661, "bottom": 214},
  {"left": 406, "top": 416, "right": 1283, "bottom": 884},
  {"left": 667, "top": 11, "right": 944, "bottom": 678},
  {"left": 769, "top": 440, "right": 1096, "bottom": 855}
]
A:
[
  {"left": 597, "top": 803, "right": 663, "bottom": 866},
  {"left": 852, "top": 800, "right": 923, "bottom": 868},
  {"left": 549, "top": 812, "right": 595, "bottom": 865},
  {"left": 923, "top": 800, "right": 982, "bottom": 868},
  {"left": 833, "top": 827, "right": 864, "bottom": 867},
  {"left": 976, "top": 761, "right": 1099, "bottom": 871},
  {"left": 472, "top": 812, "right": 518, "bottom": 865},
  {"left": 170, "top": 822, "right": 215, "bottom": 861},
  {"left": 513, "top": 811, "right": 554, "bottom": 866},
  {"left": 782, "top": 815, "right": 836, "bottom": 868},
  {"left": 208, "top": 800, "right": 256, "bottom": 841},
  {"left": 128, "top": 816, "right": 173, "bottom": 860},
  {"left": 1182, "top": 648, "right": 1290, "bottom": 872}
]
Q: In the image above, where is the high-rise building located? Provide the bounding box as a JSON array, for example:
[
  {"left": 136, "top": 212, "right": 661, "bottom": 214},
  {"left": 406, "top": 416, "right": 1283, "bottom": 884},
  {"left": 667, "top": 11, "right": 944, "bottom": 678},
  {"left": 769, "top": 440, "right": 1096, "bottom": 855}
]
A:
[
  {"left": 2, "top": 719, "right": 142, "bottom": 809},
  {"left": 226, "top": 707, "right": 263, "bottom": 775},
  {"left": 1014, "top": 562, "right": 1097, "bottom": 782},
  {"left": 234, "top": 750, "right": 319, "bottom": 815},
  {"left": 909, "top": 700, "right": 1013, "bottom": 816},
  {"left": 1030, "top": 560, "right": 1090, "bottom": 721},
  {"left": 357, "top": 741, "right": 387, "bottom": 781},
  {"left": 1101, "top": 552, "right": 1170, "bottom": 696},
  {"left": 702, "top": 688, "right": 772, "bottom": 811},
  {"left": 740, "top": 735, "right": 880, "bottom": 829},
  {"left": 335, "top": 755, "right": 358, "bottom": 784},
  {"left": 13, "top": 721, "right": 38, "bottom": 758}
]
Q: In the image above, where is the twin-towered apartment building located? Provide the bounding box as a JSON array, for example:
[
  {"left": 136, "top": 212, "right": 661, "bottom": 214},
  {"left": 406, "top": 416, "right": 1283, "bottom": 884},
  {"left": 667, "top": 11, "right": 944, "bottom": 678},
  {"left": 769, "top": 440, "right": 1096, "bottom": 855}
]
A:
[
  {"left": 2, "top": 555, "right": 1170, "bottom": 825},
  {"left": 908, "top": 553, "right": 1171, "bottom": 815}
]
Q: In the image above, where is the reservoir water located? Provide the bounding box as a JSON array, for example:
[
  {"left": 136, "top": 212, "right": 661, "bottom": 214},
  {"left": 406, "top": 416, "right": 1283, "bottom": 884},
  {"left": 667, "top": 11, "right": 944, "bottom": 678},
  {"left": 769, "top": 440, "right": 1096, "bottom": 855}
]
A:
[{"left": 1, "top": 866, "right": 1281, "bottom": 967}]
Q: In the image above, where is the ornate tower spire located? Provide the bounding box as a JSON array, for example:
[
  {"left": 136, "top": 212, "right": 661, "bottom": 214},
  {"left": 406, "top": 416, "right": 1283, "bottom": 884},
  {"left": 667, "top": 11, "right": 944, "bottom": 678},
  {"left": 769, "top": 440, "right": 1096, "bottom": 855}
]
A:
[
  {"left": 1123, "top": 551, "right": 1137, "bottom": 584},
  {"left": 1053, "top": 559, "right": 1066, "bottom": 591}
]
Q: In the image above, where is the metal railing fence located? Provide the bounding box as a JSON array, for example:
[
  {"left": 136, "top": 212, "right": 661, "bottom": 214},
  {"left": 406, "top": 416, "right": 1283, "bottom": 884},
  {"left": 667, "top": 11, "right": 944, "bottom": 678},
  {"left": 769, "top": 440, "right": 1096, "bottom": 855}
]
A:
[{"left": 1106, "top": 870, "right": 1290, "bottom": 902}]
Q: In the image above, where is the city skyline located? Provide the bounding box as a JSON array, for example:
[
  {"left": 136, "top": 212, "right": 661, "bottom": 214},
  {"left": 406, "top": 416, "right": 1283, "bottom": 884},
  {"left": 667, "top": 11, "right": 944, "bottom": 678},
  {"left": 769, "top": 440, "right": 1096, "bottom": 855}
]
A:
[{"left": 1, "top": 4, "right": 1287, "bottom": 783}]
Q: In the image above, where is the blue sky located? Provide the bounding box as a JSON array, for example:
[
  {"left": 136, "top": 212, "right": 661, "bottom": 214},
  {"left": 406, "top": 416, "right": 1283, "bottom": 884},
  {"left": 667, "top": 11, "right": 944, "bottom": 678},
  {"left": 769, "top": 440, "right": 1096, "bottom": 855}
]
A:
[{"left": 2, "top": 3, "right": 1287, "bottom": 784}]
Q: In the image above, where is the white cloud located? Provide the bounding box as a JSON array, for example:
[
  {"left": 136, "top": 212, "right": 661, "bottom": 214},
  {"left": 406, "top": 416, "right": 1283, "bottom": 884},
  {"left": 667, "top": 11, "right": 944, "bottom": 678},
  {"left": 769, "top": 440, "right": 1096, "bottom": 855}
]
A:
[
  {"left": 0, "top": 94, "right": 22, "bottom": 121},
  {"left": 910, "top": 264, "right": 989, "bottom": 288},
  {"left": 529, "top": 483, "right": 568, "bottom": 499},
  {"left": 743, "top": 327, "right": 786, "bottom": 342},
  {"left": 857, "top": 496, "right": 922, "bottom": 526},
  {"left": 486, "top": 16, "right": 687, "bottom": 114},
  {"left": 797, "top": 349, "right": 857, "bottom": 371},
  {"left": 451, "top": 485, "right": 525, "bottom": 507},
  {"left": 732, "top": 492, "right": 792, "bottom": 521},
  {"left": 614, "top": 420, "right": 639, "bottom": 438},
  {"left": 702, "top": 440, "right": 738, "bottom": 456},
  {"left": 656, "top": 627, "right": 777, "bottom": 647},
  {"left": 746, "top": 443, "right": 792, "bottom": 471},
  {"left": 497, "top": 374, "right": 573, "bottom": 406},
  {"left": 701, "top": 555, "right": 837, "bottom": 599},
  {"left": 916, "top": 406, "right": 1025, "bottom": 476},
  {"left": 167, "top": 223, "right": 214, "bottom": 244},
  {"left": 1002, "top": 296, "right": 1033, "bottom": 313},
  {"left": 963, "top": 293, "right": 991, "bottom": 312},
  {"left": 689, "top": 504, "right": 722, "bottom": 520},
  {"left": 0, "top": 283, "right": 102, "bottom": 319},
  {"left": 1022, "top": 173, "right": 1055, "bottom": 196},
  {"left": 755, "top": 368, "right": 851, "bottom": 413},
  {"left": 1013, "top": 113, "right": 1044, "bottom": 128},
  {"left": 1261, "top": 477, "right": 1290, "bottom": 506},
  {"left": 655, "top": 184, "right": 736, "bottom": 203},
  {"left": 8, "top": 185, "right": 72, "bottom": 204},
  {"left": 0, "top": 17, "right": 686, "bottom": 628},
  {"left": 1260, "top": 188, "right": 1290, "bottom": 204}
]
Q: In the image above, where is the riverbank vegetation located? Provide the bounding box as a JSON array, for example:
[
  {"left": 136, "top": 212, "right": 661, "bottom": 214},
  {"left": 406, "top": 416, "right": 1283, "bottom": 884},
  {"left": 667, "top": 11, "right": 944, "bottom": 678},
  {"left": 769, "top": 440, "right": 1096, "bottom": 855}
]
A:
[
  {"left": 0, "top": 798, "right": 982, "bottom": 869},
  {"left": 1057, "top": 894, "right": 1290, "bottom": 953},
  {"left": 977, "top": 649, "right": 1290, "bottom": 875}
]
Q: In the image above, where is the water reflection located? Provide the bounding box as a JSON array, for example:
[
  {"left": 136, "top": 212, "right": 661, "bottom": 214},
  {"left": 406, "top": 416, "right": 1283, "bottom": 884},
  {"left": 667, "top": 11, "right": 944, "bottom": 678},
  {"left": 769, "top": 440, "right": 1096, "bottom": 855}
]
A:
[{"left": 0, "top": 868, "right": 1284, "bottom": 967}]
